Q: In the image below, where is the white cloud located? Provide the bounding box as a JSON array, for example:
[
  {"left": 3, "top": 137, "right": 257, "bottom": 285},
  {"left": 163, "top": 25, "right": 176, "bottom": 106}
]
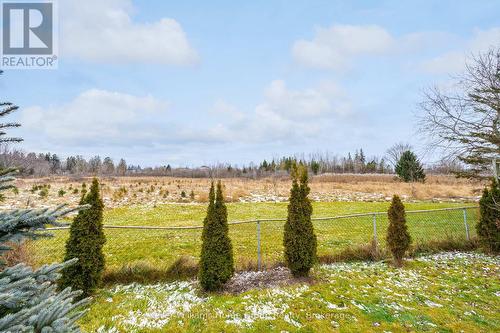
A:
[
  {"left": 20, "top": 79, "right": 351, "bottom": 149},
  {"left": 397, "top": 31, "right": 460, "bottom": 53},
  {"left": 421, "top": 27, "right": 500, "bottom": 74},
  {"left": 198, "top": 80, "right": 351, "bottom": 143},
  {"left": 468, "top": 27, "right": 500, "bottom": 51},
  {"left": 257, "top": 80, "right": 350, "bottom": 120},
  {"left": 421, "top": 52, "right": 467, "bottom": 74},
  {"left": 21, "top": 89, "right": 171, "bottom": 146},
  {"left": 61, "top": 0, "right": 198, "bottom": 65},
  {"left": 292, "top": 24, "right": 394, "bottom": 70},
  {"left": 211, "top": 99, "right": 245, "bottom": 121},
  {"left": 292, "top": 23, "right": 500, "bottom": 75}
]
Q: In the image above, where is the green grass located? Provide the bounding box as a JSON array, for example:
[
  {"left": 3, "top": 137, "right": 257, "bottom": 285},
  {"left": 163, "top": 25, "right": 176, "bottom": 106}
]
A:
[
  {"left": 30, "top": 201, "right": 477, "bottom": 282},
  {"left": 81, "top": 252, "right": 500, "bottom": 332}
]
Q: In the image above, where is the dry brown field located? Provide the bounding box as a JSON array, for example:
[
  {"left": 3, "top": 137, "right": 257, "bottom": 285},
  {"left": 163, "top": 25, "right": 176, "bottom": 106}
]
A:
[{"left": 1, "top": 173, "right": 484, "bottom": 210}]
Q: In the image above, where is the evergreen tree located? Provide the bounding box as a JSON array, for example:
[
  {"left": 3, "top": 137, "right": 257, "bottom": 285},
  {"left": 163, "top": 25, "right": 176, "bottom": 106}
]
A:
[
  {"left": 270, "top": 159, "right": 277, "bottom": 171},
  {"left": 60, "top": 178, "right": 106, "bottom": 297},
  {"left": 199, "top": 181, "right": 234, "bottom": 291},
  {"left": 366, "top": 160, "right": 377, "bottom": 173},
  {"left": 0, "top": 169, "right": 88, "bottom": 332},
  {"left": 0, "top": 95, "right": 21, "bottom": 144},
  {"left": 49, "top": 153, "right": 61, "bottom": 173},
  {"left": 0, "top": 70, "right": 88, "bottom": 331},
  {"left": 359, "top": 148, "right": 366, "bottom": 173},
  {"left": 386, "top": 195, "right": 411, "bottom": 267},
  {"left": 395, "top": 150, "right": 426, "bottom": 182},
  {"left": 477, "top": 180, "right": 500, "bottom": 252},
  {"left": 283, "top": 164, "right": 317, "bottom": 277},
  {"left": 261, "top": 160, "right": 269, "bottom": 171},
  {"left": 102, "top": 157, "right": 115, "bottom": 175},
  {"left": 310, "top": 160, "right": 320, "bottom": 175},
  {"left": 66, "top": 156, "right": 77, "bottom": 174}
]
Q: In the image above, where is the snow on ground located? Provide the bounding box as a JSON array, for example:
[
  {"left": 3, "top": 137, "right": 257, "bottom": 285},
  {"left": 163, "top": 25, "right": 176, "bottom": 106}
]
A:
[
  {"left": 107, "top": 281, "right": 206, "bottom": 330},
  {"left": 223, "top": 285, "right": 309, "bottom": 328},
  {"left": 96, "top": 252, "right": 500, "bottom": 332}
]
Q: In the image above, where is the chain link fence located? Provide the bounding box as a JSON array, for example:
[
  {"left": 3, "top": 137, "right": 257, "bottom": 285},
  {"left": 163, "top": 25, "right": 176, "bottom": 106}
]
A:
[{"left": 47, "top": 206, "right": 479, "bottom": 271}]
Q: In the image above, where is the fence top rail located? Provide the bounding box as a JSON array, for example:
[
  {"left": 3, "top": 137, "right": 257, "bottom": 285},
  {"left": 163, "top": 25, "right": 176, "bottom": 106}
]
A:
[{"left": 44, "top": 206, "right": 478, "bottom": 231}]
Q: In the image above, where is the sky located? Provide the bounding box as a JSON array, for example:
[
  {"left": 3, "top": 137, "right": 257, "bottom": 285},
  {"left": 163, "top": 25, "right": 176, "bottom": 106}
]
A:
[{"left": 2, "top": 0, "right": 500, "bottom": 167}]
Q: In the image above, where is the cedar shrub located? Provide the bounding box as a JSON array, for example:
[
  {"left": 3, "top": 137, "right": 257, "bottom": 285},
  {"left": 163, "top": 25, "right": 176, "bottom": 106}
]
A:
[
  {"left": 386, "top": 195, "right": 411, "bottom": 267},
  {"left": 199, "top": 181, "right": 234, "bottom": 291},
  {"left": 283, "top": 163, "right": 317, "bottom": 277},
  {"left": 477, "top": 180, "right": 500, "bottom": 252},
  {"left": 59, "top": 178, "right": 106, "bottom": 297}
]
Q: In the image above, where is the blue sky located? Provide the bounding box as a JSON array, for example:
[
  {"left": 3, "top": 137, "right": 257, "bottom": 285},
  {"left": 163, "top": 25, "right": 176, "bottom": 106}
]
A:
[{"left": 2, "top": 0, "right": 500, "bottom": 167}]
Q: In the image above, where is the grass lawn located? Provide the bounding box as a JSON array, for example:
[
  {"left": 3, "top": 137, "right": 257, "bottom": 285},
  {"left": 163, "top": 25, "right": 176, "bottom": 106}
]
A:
[
  {"left": 82, "top": 252, "right": 500, "bottom": 332},
  {"left": 30, "top": 201, "right": 477, "bottom": 278}
]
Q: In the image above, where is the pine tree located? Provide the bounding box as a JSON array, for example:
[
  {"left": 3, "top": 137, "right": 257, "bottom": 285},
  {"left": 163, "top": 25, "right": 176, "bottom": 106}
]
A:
[
  {"left": 395, "top": 150, "right": 426, "bottom": 182},
  {"left": 283, "top": 164, "right": 317, "bottom": 277},
  {"left": 477, "top": 180, "right": 500, "bottom": 252},
  {"left": 0, "top": 70, "right": 88, "bottom": 331},
  {"left": 0, "top": 170, "right": 88, "bottom": 332},
  {"left": 102, "top": 157, "right": 115, "bottom": 175},
  {"left": 386, "top": 195, "right": 411, "bottom": 267},
  {"left": 199, "top": 181, "right": 234, "bottom": 291},
  {"left": 359, "top": 148, "right": 366, "bottom": 173},
  {"left": 60, "top": 178, "right": 106, "bottom": 297},
  {"left": 310, "top": 160, "right": 320, "bottom": 175}
]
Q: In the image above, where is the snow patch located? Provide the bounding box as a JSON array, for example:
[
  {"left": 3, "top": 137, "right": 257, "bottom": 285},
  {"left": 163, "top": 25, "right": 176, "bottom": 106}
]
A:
[{"left": 110, "top": 281, "right": 205, "bottom": 330}]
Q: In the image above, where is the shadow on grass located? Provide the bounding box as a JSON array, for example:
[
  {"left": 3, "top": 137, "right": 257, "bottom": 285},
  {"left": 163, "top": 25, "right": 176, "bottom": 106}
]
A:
[
  {"left": 103, "top": 256, "right": 199, "bottom": 285},
  {"left": 408, "top": 236, "right": 479, "bottom": 257},
  {"left": 102, "top": 237, "right": 480, "bottom": 285},
  {"left": 318, "top": 240, "right": 386, "bottom": 264},
  {"left": 318, "top": 237, "right": 479, "bottom": 264}
]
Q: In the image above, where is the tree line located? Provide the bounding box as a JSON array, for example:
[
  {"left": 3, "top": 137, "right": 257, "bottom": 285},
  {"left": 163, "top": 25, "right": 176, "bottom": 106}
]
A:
[
  {"left": 257, "top": 149, "right": 392, "bottom": 175},
  {"left": 0, "top": 146, "right": 459, "bottom": 179},
  {"left": 0, "top": 148, "right": 128, "bottom": 177}
]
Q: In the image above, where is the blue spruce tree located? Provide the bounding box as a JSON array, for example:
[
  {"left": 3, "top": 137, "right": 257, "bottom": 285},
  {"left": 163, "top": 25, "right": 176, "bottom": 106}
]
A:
[{"left": 0, "top": 71, "right": 88, "bottom": 332}]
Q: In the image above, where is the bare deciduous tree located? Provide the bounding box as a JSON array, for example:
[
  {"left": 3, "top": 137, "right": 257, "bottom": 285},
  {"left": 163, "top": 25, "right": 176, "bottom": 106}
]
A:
[
  {"left": 418, "top": 48, "right": 500, "bottom": 178},
  {"left": 385, "top": 142, "right": 413, "bottom": 168}
]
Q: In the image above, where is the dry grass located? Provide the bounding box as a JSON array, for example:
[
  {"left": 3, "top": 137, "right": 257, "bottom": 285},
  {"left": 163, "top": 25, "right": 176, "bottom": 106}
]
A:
[
  {"left": 103, "top": 255, "right": 199, "bottom": 285},
  {"left": 408, "top": 236, "right": 479, "bottom": 256},
  {"left": 318, "top": 240, "right": 386, "bottom": 263},
  {"left": 317, "top": 237, "right": 480, "bottom": 265},
  {"left": 312, "top": 173, "right": 484, "bottom": 201},
  {"left": 2, "top": 242, "right": 33, "bottom": 267},
  {"left": 99, "top": 236, "right": 480, "bottom": 285},
  {"left": 1, "top": 174, "right": 483, "bottom": 211}
]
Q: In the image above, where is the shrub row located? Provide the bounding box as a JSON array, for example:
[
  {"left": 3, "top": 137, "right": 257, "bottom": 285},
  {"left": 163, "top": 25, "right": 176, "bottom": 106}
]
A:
[{"left": 58, "top": 176, "right": 500, "bottom": 295}]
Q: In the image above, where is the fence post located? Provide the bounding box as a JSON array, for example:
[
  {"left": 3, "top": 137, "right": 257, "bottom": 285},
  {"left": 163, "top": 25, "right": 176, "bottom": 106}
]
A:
[
  {"left": 463, "top": 208, "right": 470, "bottom": 241},
  {"left": 256, "top": 220, "right": 261, "bottom": 271},
  {"left": 372, "top": 213, "right": 378, "bottom": 247}
]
